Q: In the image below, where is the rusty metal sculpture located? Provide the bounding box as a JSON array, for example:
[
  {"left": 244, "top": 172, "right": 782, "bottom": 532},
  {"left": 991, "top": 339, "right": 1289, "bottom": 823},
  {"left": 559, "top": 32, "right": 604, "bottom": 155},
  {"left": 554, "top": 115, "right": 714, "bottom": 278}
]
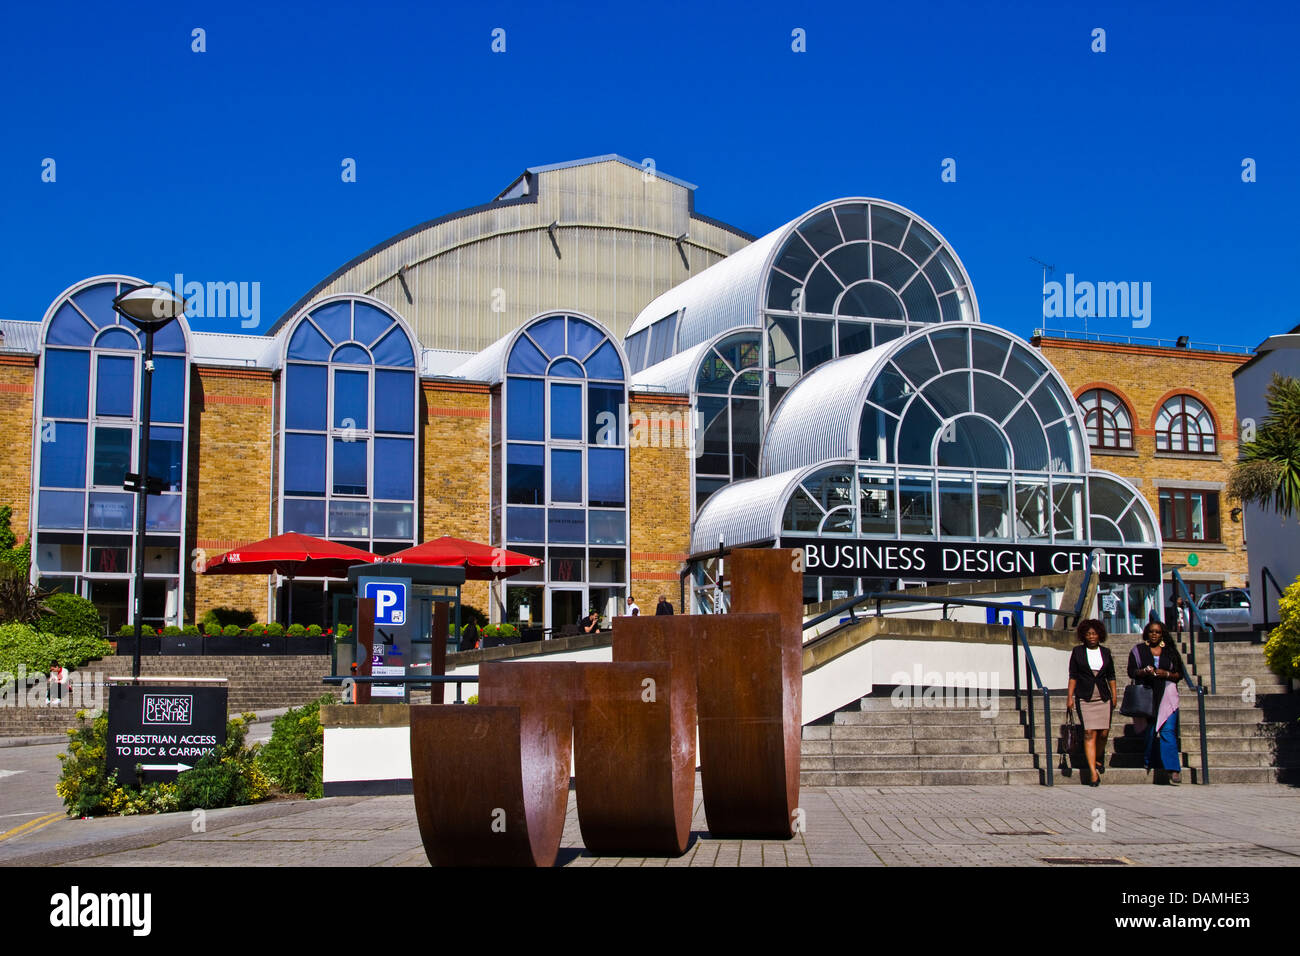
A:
[
  {"left": 699, "top": 549, "right": 803, "bottom": 837},
  {"left": 410, "top": 662, "right": 576, "bottom": 867},
  {"left": 408, "top": 548, "right": 804, "bottom": 865}
]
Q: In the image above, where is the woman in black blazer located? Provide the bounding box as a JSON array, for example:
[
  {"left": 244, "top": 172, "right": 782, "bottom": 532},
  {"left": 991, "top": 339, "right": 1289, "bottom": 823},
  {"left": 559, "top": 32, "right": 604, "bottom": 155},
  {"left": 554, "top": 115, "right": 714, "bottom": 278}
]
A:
[
  {"left": 1066, "top": 618, "right": 1117, "bottom": 786},
  {"left": 1127, "top": 621, "right": 1185, "bottom": 784}
]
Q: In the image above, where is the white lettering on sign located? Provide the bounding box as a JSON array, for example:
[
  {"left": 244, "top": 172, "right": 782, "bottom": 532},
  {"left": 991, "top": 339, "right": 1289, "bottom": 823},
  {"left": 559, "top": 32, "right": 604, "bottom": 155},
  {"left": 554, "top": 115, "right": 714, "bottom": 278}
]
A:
[{"left": 142, "top": 695, "right": 193, "bottom": 726}]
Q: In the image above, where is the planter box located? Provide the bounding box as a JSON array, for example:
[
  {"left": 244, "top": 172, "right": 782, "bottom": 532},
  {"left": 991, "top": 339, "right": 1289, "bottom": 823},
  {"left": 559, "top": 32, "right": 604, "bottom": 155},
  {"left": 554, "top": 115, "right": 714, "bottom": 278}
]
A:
[
  {"left": 161, "top": 635, "right": 202, "bottom": 656},
  {"left": 250, "top": 637, "right": 287, "bottom": 655},
  {"left": 202, "top": 635, "right": 244, "bottom": 654},
  {"left": 284, "top": 635, "right": 330, "bottom": 655},
  {"left": 115, "top": 635, "right": 160, "bottom": 656}
]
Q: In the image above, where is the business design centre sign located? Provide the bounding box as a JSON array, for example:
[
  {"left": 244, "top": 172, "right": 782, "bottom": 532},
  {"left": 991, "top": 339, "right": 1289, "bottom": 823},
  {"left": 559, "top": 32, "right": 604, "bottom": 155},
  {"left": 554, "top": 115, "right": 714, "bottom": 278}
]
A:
[
  {"left": 783, "top": 538, "right": 1161, "bottom": 584},
  {"left": 105, "top": 684, "right": 229, "bottom": 786}
]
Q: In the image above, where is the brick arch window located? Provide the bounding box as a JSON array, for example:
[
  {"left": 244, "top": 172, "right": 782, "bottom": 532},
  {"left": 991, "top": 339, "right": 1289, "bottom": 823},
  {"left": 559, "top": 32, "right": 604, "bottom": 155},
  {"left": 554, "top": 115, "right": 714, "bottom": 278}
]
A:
[
  {"left": 1078, "top": 389, "right": 1133, "bottom": 450},
  {"left": 1155, "top": 394, "right": 1216, "bottom": 454}
]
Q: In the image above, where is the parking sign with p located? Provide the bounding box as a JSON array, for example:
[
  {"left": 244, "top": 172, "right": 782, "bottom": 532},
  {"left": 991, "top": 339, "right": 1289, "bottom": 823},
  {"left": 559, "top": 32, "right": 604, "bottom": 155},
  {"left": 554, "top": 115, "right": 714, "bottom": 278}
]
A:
[{"left": 364, "top": 581, "right": 407, "bottom": 626}]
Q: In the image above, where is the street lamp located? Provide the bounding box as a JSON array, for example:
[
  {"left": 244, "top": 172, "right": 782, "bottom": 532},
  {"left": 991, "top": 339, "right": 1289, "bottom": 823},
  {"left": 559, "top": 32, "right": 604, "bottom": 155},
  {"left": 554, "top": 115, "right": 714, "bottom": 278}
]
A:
[{"left": 112, "top": 285, "right": 186, "bottom": 679}]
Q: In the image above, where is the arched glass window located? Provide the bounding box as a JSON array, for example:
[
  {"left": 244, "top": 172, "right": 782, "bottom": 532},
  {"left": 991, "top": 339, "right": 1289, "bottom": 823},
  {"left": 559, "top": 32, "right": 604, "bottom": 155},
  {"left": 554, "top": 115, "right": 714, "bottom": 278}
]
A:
[
  {"left": 695, "top": 332, "right": 763, "bottom": 511},
  {"left": 501, "top": 314, "right": 628, "bottom": 630},
  {"left": 1078, "top": 389, "right": 1133, "bottom": 450},
  {"left": 32, "top": 277, "right": 190, "bottom": 631},
  {"left": 765, "top": 201, "right": 976, "bottom": 385},
  {"left": 1155, "top": 395, "right": 1216, "bottom": 454},
  {"left": 280, "top": 297, "right": 418, "bottom": 554}
]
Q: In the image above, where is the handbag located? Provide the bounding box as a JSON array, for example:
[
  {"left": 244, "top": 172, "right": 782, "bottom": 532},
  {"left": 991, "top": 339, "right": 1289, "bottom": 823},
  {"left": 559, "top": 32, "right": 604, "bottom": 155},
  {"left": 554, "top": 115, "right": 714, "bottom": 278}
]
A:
[
  {"left": 1120, "top": 682, "right": 1154, "bottom": 718},
  {"left": 1060, "top": 709, "right": 1081, "bottom": 757}
]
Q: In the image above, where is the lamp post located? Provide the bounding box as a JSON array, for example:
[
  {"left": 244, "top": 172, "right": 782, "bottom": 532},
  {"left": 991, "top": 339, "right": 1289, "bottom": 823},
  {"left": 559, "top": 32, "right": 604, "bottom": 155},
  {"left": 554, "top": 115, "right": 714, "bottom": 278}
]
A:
[{"left": 112, "top": 285, "right": 186, "bottom": 679}]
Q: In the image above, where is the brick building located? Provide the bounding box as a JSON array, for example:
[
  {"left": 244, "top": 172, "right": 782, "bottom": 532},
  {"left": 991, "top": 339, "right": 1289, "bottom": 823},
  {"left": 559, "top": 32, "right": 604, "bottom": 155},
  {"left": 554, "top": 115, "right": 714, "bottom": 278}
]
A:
[
  {"left": 1033, "top": 332, "right": 1252, "bottom": 618},
  {"left": 0, "top": 157, "right": 1251, "bottom": 636}
]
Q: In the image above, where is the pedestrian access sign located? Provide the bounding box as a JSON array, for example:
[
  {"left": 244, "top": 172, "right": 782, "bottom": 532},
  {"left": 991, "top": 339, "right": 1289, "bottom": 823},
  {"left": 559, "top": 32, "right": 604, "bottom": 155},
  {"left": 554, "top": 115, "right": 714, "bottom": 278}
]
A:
[{"left": 364, "top": 580, "right": 407, "bottom": 625}]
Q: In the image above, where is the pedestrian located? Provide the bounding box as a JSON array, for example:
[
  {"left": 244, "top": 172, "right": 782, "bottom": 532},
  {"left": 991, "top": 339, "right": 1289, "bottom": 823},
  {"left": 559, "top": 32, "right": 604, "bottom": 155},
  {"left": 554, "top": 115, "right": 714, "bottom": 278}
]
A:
[
  {"left": 655, "top": 594, "right": 674, "bottom": 616},
  {"left": 48, "top": 662, "right": 67, "bottom": 705},
  {"left": 578, "top": 610, "right": 601, "bottom": 634},
  {"left": 626, "top": 596, "right": 641, "bottom": 617},
  {"left": 1128, "top": 620, "right": 1184, "bottom": 785},
  {"left": 1175, "top": 598, "right": 1187, "bottom": 633},
  {"left": 1065, "top": 619, "right": 1116, "bottom": 787}
]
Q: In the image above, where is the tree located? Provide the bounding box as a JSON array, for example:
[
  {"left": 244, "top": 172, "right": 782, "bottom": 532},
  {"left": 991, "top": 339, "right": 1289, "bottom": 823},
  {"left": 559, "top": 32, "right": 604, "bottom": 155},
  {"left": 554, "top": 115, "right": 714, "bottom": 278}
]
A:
[{"left": 1228, "top": 373, "right": 1300, "bottom": 519}]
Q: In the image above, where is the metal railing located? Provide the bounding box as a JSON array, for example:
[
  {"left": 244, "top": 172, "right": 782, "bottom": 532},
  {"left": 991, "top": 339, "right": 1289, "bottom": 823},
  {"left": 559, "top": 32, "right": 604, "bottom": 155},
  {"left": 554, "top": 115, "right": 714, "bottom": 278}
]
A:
[
  {"left": 323, "top": 674, "right": 479, "bottom": 704},
  {"left": 1167, "top": 569, "right": 1214, "bottom": 784},
  {"left": 1260, "top": 565, "right": 1285, "bottom": 633},
  {"left": 805, "top": 589, "right": 1068, "bottom": 786},
  {"left": 1032, "top": 328, "right": 1253, "bottom": 354}
]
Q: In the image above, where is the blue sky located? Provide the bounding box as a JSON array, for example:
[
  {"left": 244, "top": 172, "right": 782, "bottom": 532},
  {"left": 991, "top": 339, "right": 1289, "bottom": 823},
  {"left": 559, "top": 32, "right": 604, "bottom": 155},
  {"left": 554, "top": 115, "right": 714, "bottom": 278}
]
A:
[{"left": 1, "top": 0, "right": 1296, "bottom": 348}]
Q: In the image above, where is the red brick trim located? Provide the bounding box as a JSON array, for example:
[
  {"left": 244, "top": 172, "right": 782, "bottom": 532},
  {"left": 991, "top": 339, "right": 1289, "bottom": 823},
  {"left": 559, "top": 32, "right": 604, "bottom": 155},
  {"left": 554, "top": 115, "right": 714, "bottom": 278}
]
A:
[
  {"left": 1147, "top": 387, "right": 1231, "bottom": 438},
  {"left": 1071, "top": 381, "right": 1140, "bottom": 424},
  {"left": 631, "top": 552, "right": 687, "bottom": 561},
  {"left": 205, "top": 394, "right": 273, "bottom": 407},
  {"left": 631, "top": 572, "right": 682, "bottom": 581},
  {"left": 630, "top": 392, "right": 691, "bottom": 406},
  {"left": 426, "top": 406, "right": 490, "bottom": 419},
  {"left": 424, "top": 380, "right": 492, "bottom": 395},
  {"left": 1037, "top": 339, "right": 1250, "bottom": 365},
  {"left": 0, "top": 355, "right": 37, "bottom": 368},
  {"left": 0, "top": 382, "right": 34, "bottom": 394},
  {"left": 197, "top": 366, "right": 274, "bottom": 381}
]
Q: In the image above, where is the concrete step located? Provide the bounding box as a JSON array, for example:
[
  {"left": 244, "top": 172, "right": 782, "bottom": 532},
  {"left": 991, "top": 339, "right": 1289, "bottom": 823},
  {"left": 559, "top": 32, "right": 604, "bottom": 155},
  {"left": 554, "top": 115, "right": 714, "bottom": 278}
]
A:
[
  {"left": 833, "top": 708, "right": 1025, "bottom": 726},
  {"left": 801, "top": 768, "right": 1044, "bottom": 786},
  {"left": 802, "top": 737, "right": 1034, "bottom": 756},
  {"left": 814, "top": 723, "right": 1033, "bottom": 741},
  {"left": 810, "top": 753, "right": 1041, "bottom": 772}
]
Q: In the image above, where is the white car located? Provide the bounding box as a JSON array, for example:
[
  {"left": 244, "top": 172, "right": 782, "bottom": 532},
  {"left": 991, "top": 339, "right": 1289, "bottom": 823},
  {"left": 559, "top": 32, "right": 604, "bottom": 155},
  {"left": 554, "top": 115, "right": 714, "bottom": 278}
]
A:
[{"left": 1196, "top": 588, "right": 1252, "bottom": 632}]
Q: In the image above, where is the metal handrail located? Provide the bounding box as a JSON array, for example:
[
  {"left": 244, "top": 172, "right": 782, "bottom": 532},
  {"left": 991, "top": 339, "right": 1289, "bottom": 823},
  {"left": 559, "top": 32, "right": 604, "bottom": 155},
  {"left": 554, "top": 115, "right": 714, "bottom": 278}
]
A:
[
  {"left": 1170, "top": 569, "right": 1217, "bottom": 695},
  {"left": 1260, "top": 565, "right": 1285, "bottom": 632},
  {"left": 322, "top": 674, "right": 479, "bottom": 704},
  {"left": 1166, "top": 569, "right": 1214, "bottom": 784},
  {"left": 838, "top": 590, "right": 1058, "bottom": 786}
]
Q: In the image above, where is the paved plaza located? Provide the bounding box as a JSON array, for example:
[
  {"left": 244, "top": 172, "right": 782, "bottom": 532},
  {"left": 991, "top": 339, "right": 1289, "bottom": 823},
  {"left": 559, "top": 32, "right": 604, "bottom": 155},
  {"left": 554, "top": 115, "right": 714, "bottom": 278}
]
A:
[{"left": 2, "top": 775, "right": 1298, "bottom": 867}]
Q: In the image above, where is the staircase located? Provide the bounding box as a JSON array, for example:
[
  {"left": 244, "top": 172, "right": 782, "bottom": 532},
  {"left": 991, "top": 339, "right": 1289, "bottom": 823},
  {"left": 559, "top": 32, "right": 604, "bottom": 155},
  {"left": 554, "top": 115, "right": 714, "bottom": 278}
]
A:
[
  {"left": 0, "top": 655, "right": 339, "bottom": 738},
  {"left": 802, "top": 640, "right": 1299, "bottom": 786},
  {"left": 1163, "top": 637, "right": 1300, "bottom": 784},
  {"left": 802, "top": 693, "right": 1043, "bottom": 786}
]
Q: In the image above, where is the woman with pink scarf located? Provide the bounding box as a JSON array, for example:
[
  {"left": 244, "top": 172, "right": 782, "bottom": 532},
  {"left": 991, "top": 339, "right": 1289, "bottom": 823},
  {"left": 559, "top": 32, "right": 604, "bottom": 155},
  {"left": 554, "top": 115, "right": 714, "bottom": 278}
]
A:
[{"left": 1127, "top": 621, "right": 1185, "bottom": 784}]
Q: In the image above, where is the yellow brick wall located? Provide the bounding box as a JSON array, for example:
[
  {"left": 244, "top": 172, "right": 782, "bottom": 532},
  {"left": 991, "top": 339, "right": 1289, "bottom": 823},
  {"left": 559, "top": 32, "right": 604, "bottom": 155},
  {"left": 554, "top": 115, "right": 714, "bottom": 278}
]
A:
[
  {"left": 189, "top": 366, "right": 274, "bottom": 621},
  {"left": 1038, "top": 338, "right": 1249, "bottom": 590},
  {"left": 421, "top": 382, "right": 492, "bottom": 615},
  {"left": 628, "top": 393, "right": 693, "bottom": 609},
  {"left": 0, "top": 357, "right": 36, "bottom": 544}
]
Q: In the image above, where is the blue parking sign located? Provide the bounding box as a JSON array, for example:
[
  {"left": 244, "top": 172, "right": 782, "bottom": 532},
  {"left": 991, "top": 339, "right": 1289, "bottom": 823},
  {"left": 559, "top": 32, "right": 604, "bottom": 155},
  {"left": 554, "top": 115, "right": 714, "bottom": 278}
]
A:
[{"left": 364, "top": 581, "right": 407, "bottom": 626}]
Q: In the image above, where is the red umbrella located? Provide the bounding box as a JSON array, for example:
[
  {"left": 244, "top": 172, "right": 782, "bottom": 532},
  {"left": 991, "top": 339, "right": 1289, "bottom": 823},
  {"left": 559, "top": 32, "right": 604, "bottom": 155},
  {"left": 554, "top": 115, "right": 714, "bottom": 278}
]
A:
[
  {"left": 202, "top": 532, "right": 378, "bottom": 622},
  {"left": 379, "top": 535, "right": 541, "bottom": 580}
]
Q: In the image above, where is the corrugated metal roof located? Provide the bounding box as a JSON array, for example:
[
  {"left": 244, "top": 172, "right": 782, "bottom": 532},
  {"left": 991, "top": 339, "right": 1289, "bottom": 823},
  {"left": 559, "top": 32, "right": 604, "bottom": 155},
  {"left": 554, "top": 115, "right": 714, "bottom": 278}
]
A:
[
  {"left": 691, "top": 469, "right": 807, "bottom": 551},
  {"left": 630, "top": 340, "right": 711, "bottom": 394},
  {"left": 524, "top": 155, "right": 698, "bottom": 191},
  {"left": 627, "top": 225, "right": 788, "bottom": 349},
  {"left": 422, "top": 348, "right": 479, "bottom": 378},
  {"left": 189, "top": 331, "right": 280, "bottom": 368},
  {"left": 760, "top": 341, "right": 898, "bottom": 475},
  {"left": 0, "top": 319, "right": 41, "bottom": 353}
]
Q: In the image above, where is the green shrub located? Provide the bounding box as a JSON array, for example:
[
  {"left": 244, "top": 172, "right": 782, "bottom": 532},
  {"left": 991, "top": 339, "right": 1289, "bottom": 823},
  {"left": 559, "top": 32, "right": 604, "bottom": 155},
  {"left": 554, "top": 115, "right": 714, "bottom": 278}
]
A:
[
  {"left": 182, "top": 624, "right": 200, "bottom": 637},
  {"left": 117, "top": 624, "right": 134, "bottom": 638},
  {"left": 222, "top": 624, "right": 240, "bottom": 637},
  {"left": 0, "top": 565, "right": 52, "bottom": 625},
  {"left": 337, "top": 623, "right": 352, "bottom": 640},
  {"left": 246, "top": 623, "right": 267, "bottom": 637},
  {"left": 481, "top": 623, "right": 520, "bottom": 640},
  {"left": 265, "top": 622, "right": 284, "bottom": 637},
  {"left": 0, "top": 505, "right": 31, "bottom": 576},
  {"left": 161, "top": 625, "right": 182, "bottom": 637},
  {"left": 55, "top": 709, "right": 194, "bottom": 817},
  {"left": 0, "top": 623, "right": 111, "bottom": 676},
  {"left": 255, "top": 694, "right": 330, "bottom": 798},
  {"left": 1264, "top": 575, "right": 1300, "bottom": 681},
  {"left": 286, "top": 624, "right": 306, "bottom": 638},
  {"left": 306, "top": 624, "right": 322, "bottom": 637},
  {"left": 173, "top": 714, "right": 269, "bottom": 811},
  {"left": 200, "top": 607, "right": 255, "bottom": 631},
  {"left": 37, "top": 592, "right": 104, "bottom": 640}
]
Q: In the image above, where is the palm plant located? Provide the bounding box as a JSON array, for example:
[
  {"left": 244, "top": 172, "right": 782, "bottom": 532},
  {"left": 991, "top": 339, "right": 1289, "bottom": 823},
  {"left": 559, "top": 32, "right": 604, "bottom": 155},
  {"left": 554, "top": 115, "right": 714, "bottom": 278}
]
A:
[{"left": 1228, "top": 373, "right": 1300, "bottom": 519}]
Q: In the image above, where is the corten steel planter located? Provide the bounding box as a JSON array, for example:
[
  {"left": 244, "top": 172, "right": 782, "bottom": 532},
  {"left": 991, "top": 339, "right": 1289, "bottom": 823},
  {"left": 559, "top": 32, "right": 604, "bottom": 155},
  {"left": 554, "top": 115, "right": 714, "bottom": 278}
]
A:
[
  {"left": 410, "top": 661, "right": 577, "bottom": 867},
  {"left": 697, "top": 548, "right": 803, "bottom": 838}
]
